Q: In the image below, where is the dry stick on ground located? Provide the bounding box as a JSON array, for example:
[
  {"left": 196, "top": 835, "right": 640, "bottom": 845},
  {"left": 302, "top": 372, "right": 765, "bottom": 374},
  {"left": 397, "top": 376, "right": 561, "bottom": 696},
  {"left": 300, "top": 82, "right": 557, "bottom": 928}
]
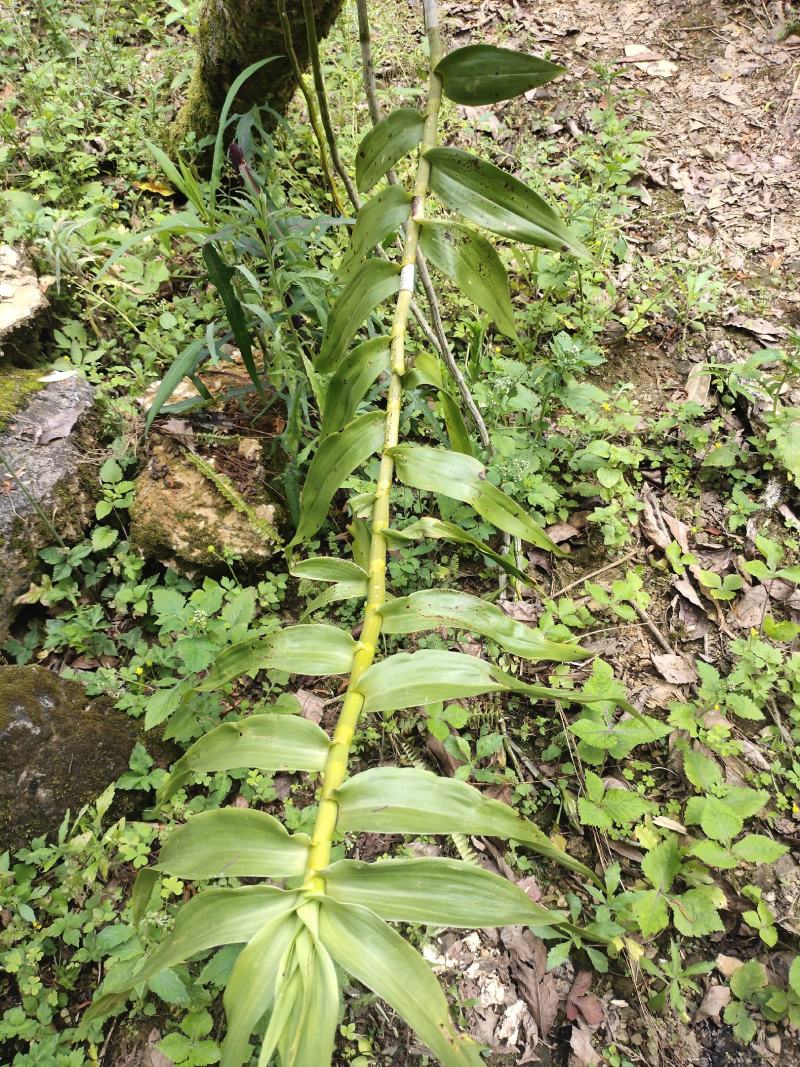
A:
[{"left": 277, "top": 0, "right": 343, "bottom": 214}]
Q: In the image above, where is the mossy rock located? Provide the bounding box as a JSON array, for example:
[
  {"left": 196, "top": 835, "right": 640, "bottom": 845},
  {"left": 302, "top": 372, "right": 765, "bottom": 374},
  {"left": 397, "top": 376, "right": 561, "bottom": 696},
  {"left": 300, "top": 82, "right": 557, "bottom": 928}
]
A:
[
  {"left": 0, "top": 666, "right": 142, "bottom": 852},
  {"left": 130, "top": 438, "right": 281, "bottom": 570},
  {"left": 0, "top": 366, "right": 43, "bottom": 432}
]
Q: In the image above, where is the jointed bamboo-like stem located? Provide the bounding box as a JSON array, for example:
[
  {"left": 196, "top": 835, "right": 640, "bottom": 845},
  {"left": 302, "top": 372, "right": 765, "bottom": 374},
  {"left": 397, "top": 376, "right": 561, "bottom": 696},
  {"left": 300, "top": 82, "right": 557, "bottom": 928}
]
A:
[
  {"left": 277, "top": 0, "right": 343, "bottom": 214},
  {"left": 302, "top": 0, "right": 445, "bottom": 890},
  {"left": 354, "top": 0, "right": 492, "bottom": 456}
]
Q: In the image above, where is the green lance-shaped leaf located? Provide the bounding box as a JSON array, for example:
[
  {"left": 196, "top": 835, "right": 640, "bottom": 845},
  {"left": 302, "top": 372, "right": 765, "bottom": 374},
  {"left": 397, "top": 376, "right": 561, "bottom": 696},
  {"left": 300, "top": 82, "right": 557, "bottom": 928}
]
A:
[
  {"left": 290, "top": 557, "right": 368, "bottom": 583},
  {"left": 339, "top": 187, "right": 412, "bottom": 281},
  {"left": 419, "top": 220, "right": 517, "bottom": 339},
  {"left": 389, "top": 444, "right": 562, "bottom": 553},
  {"left": 321, "top": 336, "right": 391, "bottom": 437},
  {"left": 144, "top": 338, "right": 209, "bottom": 431},
  {"left": 85, "top": 886, "right": 298, "bottom": 1020},
  {"left": 156, "top": 809, "right": 310, "bottom": 880},
  {"left": 440, "top": 390, "right": 475, "bottom": 456},
  {"left": 386, "top": 516, "right": 531, "bottom": 585},
  {"left": 156, "top": 713, "right": 331, "bottom": 805},
  {"left": 355, "top": 648, "right": 624, "bottom": 714},
  {"left": 291, "top": 557, "right": 369, "bottom": 619},
  {"left": 355, "top": 108, "right": 425, "bottom": 193},
  {"left": 318, "top": 899, "right": 484, "bottom": 1067},
  {"left": 336, "top": 767, "right": 597, "bottom": 883},
  {"left": 379, "top": 589, "right": 588, "bottom": 663},
  {"left": 292, "top": 410, "right": 386, "bottom": 545},
  {"left": 195, "top": 624, "right": 358, "bottom": 691},
  {"left": 436, "top": 44, "right": 565, "bottom": 104},
  {"left": 426, "top": 147, "right": 588, "bottom": 257},
  {"left": 202, "top": 244, "right": 265, "bottom": 396},
  {"left": 323, "top": 857, "right": 565, "bottom": 931},
  {"left": 221, "top": 912, "right": 300, "bottom": 1067},
  {"left": 317, "top": 260, "right": 401, "bottom": 374}
]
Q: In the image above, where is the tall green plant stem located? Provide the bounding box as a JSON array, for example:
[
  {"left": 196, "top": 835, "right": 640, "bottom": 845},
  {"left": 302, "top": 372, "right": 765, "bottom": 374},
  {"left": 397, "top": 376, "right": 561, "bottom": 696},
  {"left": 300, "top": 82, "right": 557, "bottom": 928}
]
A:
[
  {"left": 277, "top": 0, "right": 343, "bottom": 214},
  {"left": 303, "top": 0, "right": 445, "bottom": 891}
]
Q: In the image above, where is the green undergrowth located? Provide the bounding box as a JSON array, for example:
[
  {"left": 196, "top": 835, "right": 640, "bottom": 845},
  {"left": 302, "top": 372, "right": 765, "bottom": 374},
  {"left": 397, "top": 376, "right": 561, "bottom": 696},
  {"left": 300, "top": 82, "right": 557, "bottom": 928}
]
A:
[{"left": 2, "top": 1, "right": 800, "bottom": 1065}]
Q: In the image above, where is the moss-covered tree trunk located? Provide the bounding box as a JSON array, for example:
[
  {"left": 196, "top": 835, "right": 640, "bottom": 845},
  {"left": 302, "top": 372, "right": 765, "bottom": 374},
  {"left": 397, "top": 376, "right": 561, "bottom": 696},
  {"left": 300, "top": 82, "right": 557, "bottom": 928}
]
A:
[{"left": 173, "top": 0, "right": 344, "bottom": 142}]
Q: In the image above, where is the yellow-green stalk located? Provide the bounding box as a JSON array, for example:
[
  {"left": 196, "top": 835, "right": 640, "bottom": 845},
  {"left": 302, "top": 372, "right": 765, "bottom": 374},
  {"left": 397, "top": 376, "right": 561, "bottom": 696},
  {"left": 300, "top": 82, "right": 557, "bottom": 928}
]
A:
[{"left": 302, "top": 2, "right": 444, "bottom": 891}]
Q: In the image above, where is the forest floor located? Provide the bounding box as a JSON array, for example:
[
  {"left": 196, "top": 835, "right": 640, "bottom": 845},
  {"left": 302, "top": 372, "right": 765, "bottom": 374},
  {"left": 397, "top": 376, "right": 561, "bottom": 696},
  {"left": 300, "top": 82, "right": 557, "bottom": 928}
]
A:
[{"left": 1, "top": 1, "right": 800, "bottom": 1066}]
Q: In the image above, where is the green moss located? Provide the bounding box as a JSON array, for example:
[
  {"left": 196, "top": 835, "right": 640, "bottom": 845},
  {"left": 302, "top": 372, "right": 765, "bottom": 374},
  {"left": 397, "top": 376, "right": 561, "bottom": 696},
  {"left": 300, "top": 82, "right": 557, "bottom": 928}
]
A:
[{"left": 0, "top": 367, "right": 44, "bottom": 431}]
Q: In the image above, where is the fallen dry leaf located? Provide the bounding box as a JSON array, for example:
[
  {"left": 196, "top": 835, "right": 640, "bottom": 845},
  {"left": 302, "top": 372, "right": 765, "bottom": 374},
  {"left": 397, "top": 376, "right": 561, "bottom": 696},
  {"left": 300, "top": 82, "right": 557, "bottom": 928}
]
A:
[
  {"left": 566, "top": 971, "right": 605, "bottom": 1027},
  {"left": 651, "top": 652, "right": 698, "bottom": 685},
  {"left": 545, "top": 522, "right": 581, "bottom": 544},
  {"left": 731, "top": 583, "right": 769, "bottom": 629},
  {"left": 685, "top": 362, "right": 712, "bottom": 406},
  {"left": 37, "top": 402, "right": 90, "bottom": 444},
  {"left": 570, "top": 1024, "right": 602, "bottom": 1065},
  {"left": 296, "top": 688, "right": 324, "bottom": 725},
  {"left": 674, "top": 576, "right": 706, "bottom": 611},
  {"left": 145, "top": 1029, "right": 174, "bottom": 1067},
  {"left": 623, "top": 43, "right": 678, "bottom": 77},
  {"left": 724, "top": 312, "right": 786, "bottom": 343},
  {"left": 694, "top": 983, "right": 731, "bottom": 1023},
  {"left": 716, "top": 954, "right": 744, "bottom": 978}
]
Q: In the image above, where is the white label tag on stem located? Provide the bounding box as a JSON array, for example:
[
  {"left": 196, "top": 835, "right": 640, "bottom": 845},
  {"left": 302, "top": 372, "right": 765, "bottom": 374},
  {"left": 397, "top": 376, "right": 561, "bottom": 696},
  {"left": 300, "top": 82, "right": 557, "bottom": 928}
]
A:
[{"left": 400, "top": 263, "right": 416, "bottom": 292}]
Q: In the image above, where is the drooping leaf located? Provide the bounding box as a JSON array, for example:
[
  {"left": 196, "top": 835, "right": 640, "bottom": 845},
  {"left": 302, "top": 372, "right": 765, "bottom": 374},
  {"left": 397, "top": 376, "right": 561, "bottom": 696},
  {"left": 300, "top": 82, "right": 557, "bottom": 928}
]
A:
[
  {"left": 356, "top": 649, "right": 612, "bottom": 713},
  {"left": 323, "top": 857, "right": 564, "bottom": 930},
  {"left": 386, "top": 516, "right": 530, "bottom": 585},
  {"left": 355, "top": 109, "right": 425, "bottom": 193},
  {"left": 317, "top": 260, "right": 400, "bottom": 373},
  {"left": 156, "top": 713, "right": 331, "bottom": 805},
  {"left": 380, "top": 589, "right": 587, "bottom": 663},
  {"left": 319, "top": 899, "right": 484, "bottom": 1067},
  {"left": 321, "top": 336, "right": 391, "bottom": 437},
  {"left": 439, "top": 390, "right": 475, "bottom": 456},
  {"left": 419, "top": 220, "right": 517, "bottom": 338},
  {"left": 86, "top": 887, "right": 298, "bottom": 1020},
  {"left": 388, "top": 444, "right": 562, "bottom": 552},
  {"left": 336, "top": 767, "right": 599, "bottom": 882},
  {"left": 436, "top": 44, "right": 565, "bottom": 104},
  {"left": 299, "top": 581, "right": 368, "bottom": 620},
  {"left": 426, "top": 147, "right": 588, "bottom": 257},
  {"left": 340, "top": 187, "right": 412, "bottom": 279},
  {"left": 405, "top": 351, "right": 445, "bottom": 391},
  {"left": 157, "top": 809, "right": 310, "bottom": 879},
  {"left": 220, "top": 912, "right": 300, "bottom": 1067},
  {"left": 292, "top": 411, "right": 386, "bottom": 545},
  {"left": 195, "top": 625, "right": 357, "bottom": 691}
]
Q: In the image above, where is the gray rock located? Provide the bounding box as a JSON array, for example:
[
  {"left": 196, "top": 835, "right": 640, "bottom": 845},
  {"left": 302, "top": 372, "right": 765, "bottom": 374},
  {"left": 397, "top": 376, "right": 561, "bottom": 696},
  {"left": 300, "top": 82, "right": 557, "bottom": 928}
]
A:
[
  {"left": 0, "top": 245, "right": 49, "bottom": 364},
  {"left": 0, "top": 372, "right": 99, "bottom": 636},
  {"left": 0, "top": 665, "right": 141, "bottom": 851}
]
